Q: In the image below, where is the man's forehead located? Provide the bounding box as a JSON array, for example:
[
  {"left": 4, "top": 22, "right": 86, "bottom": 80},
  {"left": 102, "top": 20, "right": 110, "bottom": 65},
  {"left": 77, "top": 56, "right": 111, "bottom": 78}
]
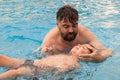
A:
[{"left": 59, "top": 20, "right": 78, "bottom": 24}]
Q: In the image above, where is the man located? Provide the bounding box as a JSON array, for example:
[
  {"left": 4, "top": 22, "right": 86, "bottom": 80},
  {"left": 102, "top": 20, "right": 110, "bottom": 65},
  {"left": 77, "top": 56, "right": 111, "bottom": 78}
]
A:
[{"left": 38, "top": 5, "right": 112, "bottom": 62}]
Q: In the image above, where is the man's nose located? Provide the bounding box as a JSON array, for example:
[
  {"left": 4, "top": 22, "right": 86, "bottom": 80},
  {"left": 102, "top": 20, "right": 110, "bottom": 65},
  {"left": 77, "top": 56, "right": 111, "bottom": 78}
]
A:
[{"left": 68, "top": 27, "right": 73, "bottom": 32}]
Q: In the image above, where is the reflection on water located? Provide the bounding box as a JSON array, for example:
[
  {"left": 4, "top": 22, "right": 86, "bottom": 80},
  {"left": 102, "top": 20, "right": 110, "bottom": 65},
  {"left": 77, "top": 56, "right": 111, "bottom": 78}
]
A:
[
  {"left": 0, "top": 0, "right": 119, "bottom": 28},
  {"left": 0, "top": 0, "right": 120, "bottom": 80}
]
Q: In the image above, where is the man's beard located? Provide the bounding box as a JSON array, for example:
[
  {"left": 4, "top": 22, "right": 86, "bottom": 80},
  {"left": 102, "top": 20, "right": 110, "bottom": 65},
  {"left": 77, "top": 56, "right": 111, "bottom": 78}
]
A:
[{"left": 59, "top": 30, "right": 77, "bottom": 42}]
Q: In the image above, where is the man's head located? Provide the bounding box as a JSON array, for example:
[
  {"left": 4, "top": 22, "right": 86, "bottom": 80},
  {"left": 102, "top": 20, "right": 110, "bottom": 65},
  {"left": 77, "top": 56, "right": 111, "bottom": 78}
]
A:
[{"left": 56, "top": 5, "right": 79, "bottom": 41}]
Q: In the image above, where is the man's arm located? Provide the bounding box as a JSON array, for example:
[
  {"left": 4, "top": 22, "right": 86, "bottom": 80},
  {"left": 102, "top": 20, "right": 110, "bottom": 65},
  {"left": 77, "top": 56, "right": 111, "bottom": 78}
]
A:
[
  {"left": 41, "top": 27, "right": 59, "bottom": 55},
  {"left": 32, "top": 28, "right": 56, "bottom": 54},
  {"left": 78, "top": 26, "right": 112, "bottom": 62},
  {"left": 79, "top": 39, "right": 112, "bottom": 62}
]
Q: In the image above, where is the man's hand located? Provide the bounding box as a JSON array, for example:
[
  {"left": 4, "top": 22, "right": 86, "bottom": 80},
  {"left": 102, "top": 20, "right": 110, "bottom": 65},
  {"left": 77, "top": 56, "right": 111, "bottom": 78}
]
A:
[
  {"left": 78, "top": 44, "right": 112, "bottom": 62},
  {"left": 78, "top": 50, "right": 104, "bottom": 62}
]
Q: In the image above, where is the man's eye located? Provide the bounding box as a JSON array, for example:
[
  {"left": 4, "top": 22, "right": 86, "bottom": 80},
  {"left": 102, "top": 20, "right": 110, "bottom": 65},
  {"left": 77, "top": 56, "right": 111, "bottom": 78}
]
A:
[{"left": 63, "top": 25, "right": 69, "bottom": 28}]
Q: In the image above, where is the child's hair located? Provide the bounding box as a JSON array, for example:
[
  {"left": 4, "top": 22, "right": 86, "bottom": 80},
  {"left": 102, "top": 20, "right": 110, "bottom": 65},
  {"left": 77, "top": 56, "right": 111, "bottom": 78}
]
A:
[{"left": 70, "top": 44, "right": 93, "bottom": 56}]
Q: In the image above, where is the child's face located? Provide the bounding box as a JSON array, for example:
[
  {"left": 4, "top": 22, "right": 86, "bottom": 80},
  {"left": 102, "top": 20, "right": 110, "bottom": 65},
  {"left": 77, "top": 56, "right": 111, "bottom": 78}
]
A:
[{"left": 70, "top": 44, "right": 91, "bottom": 56}]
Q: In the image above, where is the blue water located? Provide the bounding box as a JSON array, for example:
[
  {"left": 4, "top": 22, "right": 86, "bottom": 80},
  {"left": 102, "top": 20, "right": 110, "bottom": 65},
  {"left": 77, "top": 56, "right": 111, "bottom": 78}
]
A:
[{"left": 0, "top": 0, "right": 120, "bottom": 80}]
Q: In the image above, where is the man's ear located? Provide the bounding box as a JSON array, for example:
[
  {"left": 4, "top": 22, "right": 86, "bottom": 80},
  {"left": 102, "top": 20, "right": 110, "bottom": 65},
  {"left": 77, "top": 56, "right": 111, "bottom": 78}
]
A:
[
  {"left": 56, "top": 20, "right": 58, "bottom": 25},
  {"left": 56, "top": 20, "right": 61, "bottom": 26}
]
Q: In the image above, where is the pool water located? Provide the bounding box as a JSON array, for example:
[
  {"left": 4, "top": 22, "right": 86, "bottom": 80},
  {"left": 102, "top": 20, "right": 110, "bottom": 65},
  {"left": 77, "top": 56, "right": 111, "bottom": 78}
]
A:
[{"left": 0, "top": 0, "right": 120, "bottom": 80}]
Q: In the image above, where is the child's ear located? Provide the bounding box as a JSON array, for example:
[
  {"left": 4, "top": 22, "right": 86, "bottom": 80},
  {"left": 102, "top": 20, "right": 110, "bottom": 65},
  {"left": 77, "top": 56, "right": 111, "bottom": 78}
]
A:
[
  {"left": 70, "top": 52, "right": 76, "bottom": 56},
  {"left": 69, "top": 52, "right": 73, "bottom": 55}
]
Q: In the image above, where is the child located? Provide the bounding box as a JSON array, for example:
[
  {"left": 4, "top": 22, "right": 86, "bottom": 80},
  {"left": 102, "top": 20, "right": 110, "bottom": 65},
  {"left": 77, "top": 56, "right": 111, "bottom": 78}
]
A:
[{"left": 0, "top": 44, "right": 107, "bottom": 80}]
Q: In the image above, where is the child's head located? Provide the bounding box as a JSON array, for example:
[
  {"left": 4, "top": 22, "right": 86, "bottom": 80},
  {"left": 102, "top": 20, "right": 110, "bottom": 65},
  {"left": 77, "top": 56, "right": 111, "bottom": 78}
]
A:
[{"left": 70, "top": 44, "right": 92, "bottom": 56}]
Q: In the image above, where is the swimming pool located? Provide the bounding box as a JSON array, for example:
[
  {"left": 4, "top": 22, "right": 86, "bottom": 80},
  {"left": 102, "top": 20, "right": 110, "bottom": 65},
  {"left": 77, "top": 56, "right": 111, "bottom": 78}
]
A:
[{"left": 0, "top": 0, "right": 120, "bottom": 80}]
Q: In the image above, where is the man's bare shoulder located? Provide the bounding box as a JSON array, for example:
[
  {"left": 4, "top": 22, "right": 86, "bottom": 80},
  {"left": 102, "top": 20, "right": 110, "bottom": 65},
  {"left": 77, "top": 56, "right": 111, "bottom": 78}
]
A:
[
  {"left": 77, "top": 24, "right": 97, "bottom": 43},
  {"left": 47, "top": 27, "right": 59, "bottom": 37},
  {"left": 42, "top": 27, "right": 60, "bottom": 48},
  {"left": 78, "top": 25, "right": 90, "bottom": 32},
  {"left": 43, "top": 27, "right": 59, "bottom": 41}
]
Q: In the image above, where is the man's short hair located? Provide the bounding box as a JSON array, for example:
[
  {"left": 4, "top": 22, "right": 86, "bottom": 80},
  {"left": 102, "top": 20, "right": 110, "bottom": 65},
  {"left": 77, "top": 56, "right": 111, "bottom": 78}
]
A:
[{"left": 56, "top": 5, "right": 79, "bottom": 22}]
